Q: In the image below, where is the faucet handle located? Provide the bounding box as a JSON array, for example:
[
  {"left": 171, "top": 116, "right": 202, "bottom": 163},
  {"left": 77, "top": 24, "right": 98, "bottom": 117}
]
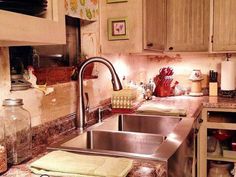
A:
[{"left": 98, "top": 104, "right": 112, "bottom": 123}]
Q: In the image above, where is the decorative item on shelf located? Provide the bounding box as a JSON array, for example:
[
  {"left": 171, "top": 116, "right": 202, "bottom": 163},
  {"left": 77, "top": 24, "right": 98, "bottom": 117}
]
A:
[
  {"left": 26, "top": 66, "right": 54, "bottom": 95},
  {"left": 207, "top": 136, "right": 222, "bottom": 156},
  {"left": 220, "top": 53, "right": 235, "bottom": 98},
  {"left": 153, "top": 67, "right": 174, "bottom": 97},
  {"left": 33, "top": 66, "right": 77, "bottom": 85},
  {"left": 209, "top": 70, "right": 218, "bottom": 96},
  {"left": 189, "top": 69, "right": 204, "bottom": 96},
  {"left": 108, "top": 17, "right": 129, "bottom": 41},
  {"left": 208, "top": 161, "right": 232, "bottom": 177}
]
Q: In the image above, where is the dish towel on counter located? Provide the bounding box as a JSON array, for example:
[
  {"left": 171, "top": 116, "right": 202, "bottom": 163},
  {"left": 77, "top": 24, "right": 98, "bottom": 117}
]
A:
[
  {"left": 136, "top": 102, "right": 187, "bottom": 117},
  {"left": 29, "top": 150, "right": 133, "bottom": 177}
]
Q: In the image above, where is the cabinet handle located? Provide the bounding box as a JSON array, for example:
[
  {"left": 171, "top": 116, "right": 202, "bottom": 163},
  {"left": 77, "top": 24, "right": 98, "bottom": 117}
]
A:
[
  {"left": 169, "top": 47, "right": 174, "bottom": 50},
  {"left": 147, "top": 43, "right": 153, "bottom": 47},
  {"left": 198, "top": 118, "right": 203, "bottom": 124}
]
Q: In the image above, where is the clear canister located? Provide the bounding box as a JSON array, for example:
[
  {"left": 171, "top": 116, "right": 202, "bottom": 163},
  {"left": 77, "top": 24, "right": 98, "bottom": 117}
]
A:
[
  {"left": 0, "top": 121, "right": 7, "bottom": 174},
  {"left": 1, "top": 98, "right": 32, "bottom": 165}
]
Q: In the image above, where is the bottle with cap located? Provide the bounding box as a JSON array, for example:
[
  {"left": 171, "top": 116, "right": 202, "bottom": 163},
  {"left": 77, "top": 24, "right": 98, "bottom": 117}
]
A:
[{"left": 1, "top": 99, "right": 32, "bottom": 165}]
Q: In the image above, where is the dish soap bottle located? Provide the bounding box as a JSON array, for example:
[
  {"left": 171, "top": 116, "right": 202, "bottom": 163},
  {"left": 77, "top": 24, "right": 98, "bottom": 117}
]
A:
[{"left": 1, "top": 99, "right": 32, "bottom": 165}]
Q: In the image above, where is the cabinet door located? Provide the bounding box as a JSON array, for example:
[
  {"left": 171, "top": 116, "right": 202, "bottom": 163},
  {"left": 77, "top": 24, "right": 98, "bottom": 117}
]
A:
[
  {"left": 166, "top": 0, "right": 210, "bottom": 52},
  {"left": 0, "top": 0, "right": 66, "bottom": 46},
  {"left": 100, "top": 0, "right": 143, "bottom": 54},
  {"left": 213, "top": 0, "right": 236, "bottom": 51},
  {"left": 143, "top": 0, "right": 166, "bottom": 51}
]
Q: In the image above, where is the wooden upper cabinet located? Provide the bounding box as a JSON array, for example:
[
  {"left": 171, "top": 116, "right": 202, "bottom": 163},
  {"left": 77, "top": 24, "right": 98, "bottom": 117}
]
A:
[
  {"left": 0, "top": 0, "right": 66, "bottom": 46},
  {"left": 166, "top": 0, "right": 210, "bottom": 52},
  {"left": 212, "top": 0, "right": 236, "bottom": 52},
  {"left": 100, "top": 0, "right": 143, "bottom": 54},
  {"left": 143, "top": 0, "right": 166, "bottom": 51}
]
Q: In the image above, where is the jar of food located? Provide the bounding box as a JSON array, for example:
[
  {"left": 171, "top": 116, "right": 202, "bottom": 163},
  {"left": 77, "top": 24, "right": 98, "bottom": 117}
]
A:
[
  {"left": 1, "top": 99, "right": 31, "bottom": 165},
  {"left": 0, "top": 121, "right": 7, "bottom": 174},
  {"left": 208, "top": 161, "right": 232, "bottom": 177}
]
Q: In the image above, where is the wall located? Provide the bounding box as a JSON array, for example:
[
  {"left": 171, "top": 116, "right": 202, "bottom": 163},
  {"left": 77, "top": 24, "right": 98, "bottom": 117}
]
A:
[
  {"left": 0, "top": 49, "right": 77, "bottom": 127},
  {"left": 84, "top": 53, "right": 236, "bottom": 108}
]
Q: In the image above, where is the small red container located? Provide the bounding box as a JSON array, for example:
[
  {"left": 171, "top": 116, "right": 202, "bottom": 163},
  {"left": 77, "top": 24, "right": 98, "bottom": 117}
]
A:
[{"left": 154, "top": 85, "right": 172, "bottom": 97}]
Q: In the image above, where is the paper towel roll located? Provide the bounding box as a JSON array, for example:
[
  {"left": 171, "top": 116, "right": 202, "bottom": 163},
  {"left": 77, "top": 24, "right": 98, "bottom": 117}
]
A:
[{"left": 221, "top": 60, "right": 236, "bottom": 91}]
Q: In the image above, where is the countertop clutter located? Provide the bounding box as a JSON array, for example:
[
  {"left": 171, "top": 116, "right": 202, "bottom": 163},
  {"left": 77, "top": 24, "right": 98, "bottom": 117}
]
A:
[{"left": 2, "top": 96, "right": 236, "bottom": 177}]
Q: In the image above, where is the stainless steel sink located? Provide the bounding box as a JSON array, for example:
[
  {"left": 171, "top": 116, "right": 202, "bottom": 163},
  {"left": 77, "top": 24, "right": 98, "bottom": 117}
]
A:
[
  {"left": 95, "top": 114, "right": 181, "bottom": 136},
  {"left": 60, "top": 130, "right": 164, "bottom": 156},
  {"left": 49, "top": 114, "right": 184, "bottom": 160}
]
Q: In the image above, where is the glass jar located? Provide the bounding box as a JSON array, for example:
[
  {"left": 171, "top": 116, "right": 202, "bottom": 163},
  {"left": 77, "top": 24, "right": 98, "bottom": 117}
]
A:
[
  {"left": 1, "top": 99, "right": 31, "bottom": 165},
  {"left": 0, "top": 121, "right": 7, "bottom": 174},
  {"left": 208, "top": 161, "right": 232, "bottom": 177}
]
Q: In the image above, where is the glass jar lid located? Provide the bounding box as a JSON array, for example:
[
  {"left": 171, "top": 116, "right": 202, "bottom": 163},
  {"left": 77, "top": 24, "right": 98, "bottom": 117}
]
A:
[{"left": 2, "top": 99, "right": 23, "bottom": 106}]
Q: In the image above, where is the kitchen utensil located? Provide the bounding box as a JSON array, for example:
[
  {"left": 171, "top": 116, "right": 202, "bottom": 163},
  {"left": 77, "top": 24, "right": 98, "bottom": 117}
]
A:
[{"left": 159, "top": 67, "right": 173, "bottom": 76}]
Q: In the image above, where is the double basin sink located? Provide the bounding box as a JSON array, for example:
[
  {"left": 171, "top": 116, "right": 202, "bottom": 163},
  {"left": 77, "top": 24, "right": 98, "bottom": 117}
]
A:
[{"left": 52, "top": 114, "right": 182, "bottom": 159}]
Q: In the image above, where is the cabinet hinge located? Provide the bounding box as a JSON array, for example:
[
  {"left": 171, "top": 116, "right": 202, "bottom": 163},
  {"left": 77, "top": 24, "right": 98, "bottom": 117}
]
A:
[{"left": 211, "top": 35, "right": 214, "bottom": 43}]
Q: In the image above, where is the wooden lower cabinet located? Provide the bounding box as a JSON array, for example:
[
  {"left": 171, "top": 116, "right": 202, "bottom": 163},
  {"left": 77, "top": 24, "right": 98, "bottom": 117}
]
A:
[{"left": 198, "top": 108, "right": 236, "bottom": 177}]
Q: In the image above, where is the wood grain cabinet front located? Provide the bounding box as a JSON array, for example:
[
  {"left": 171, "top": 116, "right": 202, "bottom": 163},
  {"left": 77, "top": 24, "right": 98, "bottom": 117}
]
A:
[
  {"left": 100, "top": 0, "right": 210, "bottom": 54},
  {"left": 166, "top": 0, "right": 210, "bottom": 52},
  {"left": 211, "top": 0, "right": 236, "bottom": 52},
  {"left": 0, "top": 0, "right": 66, "bottom": 46}
]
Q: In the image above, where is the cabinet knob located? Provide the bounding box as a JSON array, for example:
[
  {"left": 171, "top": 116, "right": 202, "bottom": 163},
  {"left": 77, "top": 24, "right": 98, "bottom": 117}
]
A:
[
  {"left": 169, "top": 47, "right": 174, "bottom": 50},
  {"left": 147, "top": 43, "right": 153, "bottom": 47},
  {"left": 195, "top": 129, "right": 199, "bottom": 134},
  {"left": 198, "top": 118, "right": 203, "bottom": 123}
]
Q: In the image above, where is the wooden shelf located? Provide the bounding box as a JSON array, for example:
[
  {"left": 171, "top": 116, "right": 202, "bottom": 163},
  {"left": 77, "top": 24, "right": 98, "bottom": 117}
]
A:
[
  {"left": 206, "top": 122, "right": 236, "bottom": 130},
  {"left": 198, "top": 108, "right": 236, "bottom": 177},
  {"left": 207, "top": 155, "right": 236, "bottom": 163}
]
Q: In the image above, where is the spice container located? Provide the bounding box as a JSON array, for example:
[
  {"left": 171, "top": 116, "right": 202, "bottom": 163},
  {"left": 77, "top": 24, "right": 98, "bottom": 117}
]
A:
[
  {"left": 1, "top": 99, "right": 32, "bottom": 165},
  {"left": 0, "top": 121, "right": 7, "bottom": 174}
]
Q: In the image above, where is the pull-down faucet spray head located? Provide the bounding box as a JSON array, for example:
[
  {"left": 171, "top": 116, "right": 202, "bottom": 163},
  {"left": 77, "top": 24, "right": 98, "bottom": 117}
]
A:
[{"left": 77, "top": 57, "right": 122, "bottom": 132}]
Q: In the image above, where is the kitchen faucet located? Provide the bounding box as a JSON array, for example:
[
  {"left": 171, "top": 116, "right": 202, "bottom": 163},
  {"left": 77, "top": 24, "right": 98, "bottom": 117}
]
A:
[{"left": 77, "top": 57, "right": 122, "bottom": 132}]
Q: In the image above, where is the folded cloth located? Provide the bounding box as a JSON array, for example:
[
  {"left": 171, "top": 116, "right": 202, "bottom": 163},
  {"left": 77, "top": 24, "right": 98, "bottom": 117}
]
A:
[
  {"left": 29, "top": 150, "right": 133, "bottom": 177},
  {"left": 136, "top": 102, "right": 187, "bottom": 117}
]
